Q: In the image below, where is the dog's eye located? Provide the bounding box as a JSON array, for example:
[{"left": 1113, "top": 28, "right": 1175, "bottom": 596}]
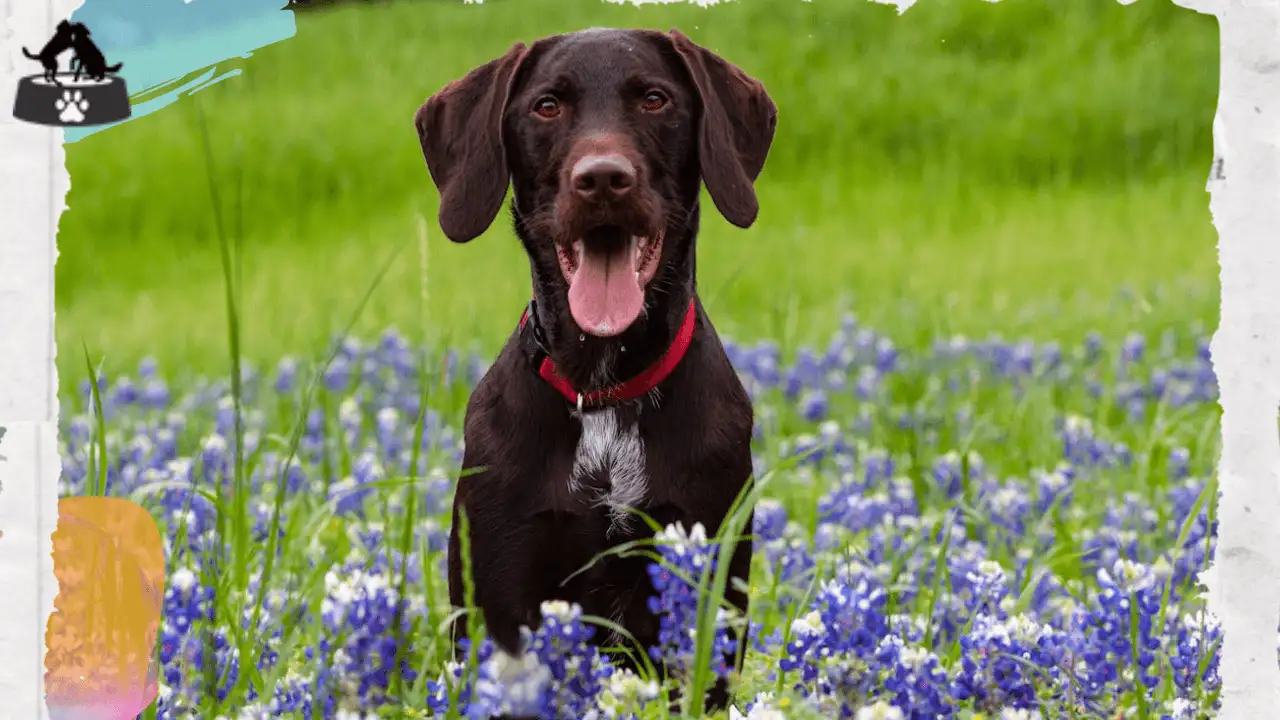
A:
[
  {"left": 532, "top": 96, "right": 561, "bottom": 119},
  {"left": 641, "top": 90, "right": 668, "bottom": 112}
]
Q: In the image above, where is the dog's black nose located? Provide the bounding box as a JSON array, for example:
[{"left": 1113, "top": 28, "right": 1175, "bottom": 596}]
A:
[{"left": 571, "top": 155, "right": 635, "bottom": 202}]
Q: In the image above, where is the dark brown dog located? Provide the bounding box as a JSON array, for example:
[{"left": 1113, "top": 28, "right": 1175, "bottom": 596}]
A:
[
  {"left": 415, "top": 27, "right": 776, "bottom": 714},
  {"left": 23, "top": 20, "right": 75, "bottom": 85},
  {"left": 67, "top": 23, "right": 123, "bottom": 82}
]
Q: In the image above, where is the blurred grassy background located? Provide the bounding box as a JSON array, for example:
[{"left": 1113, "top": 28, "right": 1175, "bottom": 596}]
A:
[{"left": 56, "top": 0, "right": 1221, "bottom": 379}]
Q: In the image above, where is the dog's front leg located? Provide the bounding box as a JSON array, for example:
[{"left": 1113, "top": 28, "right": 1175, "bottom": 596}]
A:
[
  {"left": 446, "top": 495, "right": 548, "bottom": 720},
  {"left": 446, "top": 492, "right": 543, "bottom": 659}
]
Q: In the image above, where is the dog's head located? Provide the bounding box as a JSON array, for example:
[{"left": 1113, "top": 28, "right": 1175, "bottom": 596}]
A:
[
  {"left": 415, "top": 28, "right": 776, "bottom": 339},
  {"left": 66, "top": 22, "right": 92, "bottom": 41}
]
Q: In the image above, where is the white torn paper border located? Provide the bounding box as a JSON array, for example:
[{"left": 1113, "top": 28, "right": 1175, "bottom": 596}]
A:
[
  {"left": 0, "top": 0, "right": 1277, "bottom": 717},
  {"left": 0, "top": 0, "right": 68, "bottom": 422},
  {"left": 1186, "top": 1, "right": 1280, "bottom": 716},
  {"left": 0, "top": 424, "right": 60, "bottom": 718},
  {"left": 1, "top": 0, "right": 79, "bottom": 715}
]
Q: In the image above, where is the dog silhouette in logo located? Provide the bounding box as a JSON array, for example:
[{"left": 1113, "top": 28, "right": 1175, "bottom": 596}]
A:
[
  {"left": 68, "top": 23, "right": 123, "bottom": 82},
  {"left": 22, "top": 20, "right": 75, "bottom": 85}
]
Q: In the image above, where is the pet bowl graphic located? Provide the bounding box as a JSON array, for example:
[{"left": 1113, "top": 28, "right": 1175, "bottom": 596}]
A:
[{"left": 13, "top": 73, "right": 130, "bottom": 127}]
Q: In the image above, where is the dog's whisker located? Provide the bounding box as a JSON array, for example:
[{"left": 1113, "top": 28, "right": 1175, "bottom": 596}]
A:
[{"left": 647, "top": 387, "right": 663, "bottom": 409}]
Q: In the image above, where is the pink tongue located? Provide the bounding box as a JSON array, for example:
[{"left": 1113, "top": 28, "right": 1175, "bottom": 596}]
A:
[{"left": 568, "top": 242, "right": 643, "bottom": 337}]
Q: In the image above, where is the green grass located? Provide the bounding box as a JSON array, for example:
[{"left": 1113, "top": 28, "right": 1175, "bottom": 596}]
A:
[{"left": 57, "top": 0, "right": 1220, "bottom": 379}]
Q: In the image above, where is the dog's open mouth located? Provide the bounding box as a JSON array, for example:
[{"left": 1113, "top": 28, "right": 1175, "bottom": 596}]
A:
[{"left": 557, "top": 225, "right": 664, "bottom": 338}]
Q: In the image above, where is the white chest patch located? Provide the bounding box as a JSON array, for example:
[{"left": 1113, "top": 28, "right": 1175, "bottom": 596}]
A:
[{"left": 571, "top": 407, "right": 648, "bottom": 531}]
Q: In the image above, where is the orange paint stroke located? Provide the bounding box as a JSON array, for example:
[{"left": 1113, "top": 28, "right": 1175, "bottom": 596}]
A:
[{"left": 45, "top": 496, "right": 166, "bottom": 720}]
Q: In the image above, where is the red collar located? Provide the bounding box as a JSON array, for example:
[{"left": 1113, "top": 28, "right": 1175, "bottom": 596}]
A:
[{"left": 518, "top": 298, "right": 698, "bottom": 410}]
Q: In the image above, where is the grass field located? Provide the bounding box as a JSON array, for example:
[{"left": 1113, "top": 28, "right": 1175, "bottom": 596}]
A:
[
  {"left": 57, "top": 0, "right": 1220, "bottom": 377},
  {"left": 52, "top": 0, "right": 1228, "bottom": 718}
]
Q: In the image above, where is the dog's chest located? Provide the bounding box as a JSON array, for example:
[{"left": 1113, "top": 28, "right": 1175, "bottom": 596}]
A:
[{"left": 569, "top": 406, "right": 649, "bottom": 518}]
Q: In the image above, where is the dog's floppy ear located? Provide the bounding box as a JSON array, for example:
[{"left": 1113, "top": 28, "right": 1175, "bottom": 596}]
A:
[
  {"left": 415, "top": 42, "right": 529, "bottom": 243},
  {"left": 667, "top": 29, "right": 777, "bottom": 229}
]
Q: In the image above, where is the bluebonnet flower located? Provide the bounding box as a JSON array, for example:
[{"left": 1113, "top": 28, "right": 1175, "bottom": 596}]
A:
[
  {"left": 328, "top": 449, "right": 385, "bottom": 516},
  {"left": 951, "top": 612, "right": 1065, "bottom": 711},
  {"left": 753, "top": 499, "right": 789, "bottom": 542},
  {"left": 593, "top": 666, "right": 661, "bottom": 719},
  {"left": 319, "top": 563, "right": 423, "bottom": 707},
  {"left": 1122, "top": 332, "right": 1146, "bottom": 365},
  {"left": 761, "top": 526, "right": 818, "bottom": 591},
  {"left": 472, "top": 645, "right": 556, "bottom": 717},
  {"left": 433, "top": 601, "right": 616, "bottom": 719},
  {"left": 779, "top": 572, "right": 891, "bottom": 709},
  {"left": 853, "top": 701, "right": 905, "bottom": 720},
  {"left": 873, "top": 636, "right": 953, "bottom": 718},
  {"left": 798, "top": 389, "right": 829, "bottom": 422},
  {"left": 60, "top": 319, "right": 1232, "bottom": 718},
  {"left": 1063, "top": 559, "right": 1165, "bottom": 704},
  {"left": 1161, "top": 697, "right": 1198, "bottom": 720},
  {"left": 647, "top": 522, "right": 741, "bottom": 680},
  {"left": 730, "top": 692, "right": 790, "bottom": 720},
  {"left": 1167, "top": 609, "right": 1222, "bottom": 697}
]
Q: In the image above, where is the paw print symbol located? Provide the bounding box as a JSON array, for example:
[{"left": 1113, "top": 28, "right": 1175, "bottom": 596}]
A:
[{"left": 54, "top": 89, "right": 90, "bottom": 124}]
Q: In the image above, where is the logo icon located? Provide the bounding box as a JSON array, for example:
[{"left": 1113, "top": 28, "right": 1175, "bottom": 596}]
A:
[{"left": 13, "top": 20, "right": 131, "bottom": 127}]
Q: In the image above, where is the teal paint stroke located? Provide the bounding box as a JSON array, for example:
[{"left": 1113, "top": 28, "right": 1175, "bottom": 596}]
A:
[{"left": 64, "top": 1, "right": 296, "bottom": 143}]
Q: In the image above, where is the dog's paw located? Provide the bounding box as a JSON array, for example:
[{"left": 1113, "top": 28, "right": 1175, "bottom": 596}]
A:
[{"left": 54, "top": 89, "right": 89, "bottom": 124}]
